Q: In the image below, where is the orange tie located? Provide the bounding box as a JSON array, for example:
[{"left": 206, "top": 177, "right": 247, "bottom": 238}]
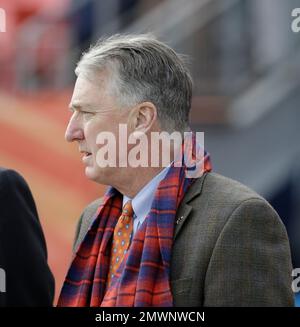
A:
[{"left": 107, "top": 200, "right": 134, "bottom": 287}]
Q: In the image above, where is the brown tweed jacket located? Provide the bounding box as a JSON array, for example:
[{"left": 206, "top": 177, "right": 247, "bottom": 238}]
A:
[{"left": 73, "top": 172, "right": 294, "bottom": 306}]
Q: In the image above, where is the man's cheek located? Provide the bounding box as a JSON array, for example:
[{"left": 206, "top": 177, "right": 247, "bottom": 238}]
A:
[{"left": 84, "top": 126, "right": 98, "bottom": 149}]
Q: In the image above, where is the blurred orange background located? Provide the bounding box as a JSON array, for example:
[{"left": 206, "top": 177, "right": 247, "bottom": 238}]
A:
[{"left": 0, "top": 90, "right": 105, "bottom": 303}]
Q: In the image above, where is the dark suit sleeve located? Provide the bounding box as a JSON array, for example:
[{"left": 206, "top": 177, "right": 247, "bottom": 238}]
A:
[
  {"left": 0, "top": 169, "right": 55, "bottom": 306},
  {"left": 203, "top": 198, "right": 295, "bottom": 306}
]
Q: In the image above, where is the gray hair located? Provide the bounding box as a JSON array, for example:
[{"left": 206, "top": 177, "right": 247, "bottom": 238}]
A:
[{"left": 75, "top": 34, "right": 193, "bottom": 132}]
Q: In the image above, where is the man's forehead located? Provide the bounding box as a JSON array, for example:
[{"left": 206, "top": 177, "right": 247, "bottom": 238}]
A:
[
  {"left": 72, "top": 75, "right": 98, "bottom": 96},
  {"left": 69, "top": 80, "right": 97, "bottom": 108},
  {"left": 75, "top": 70, "right": 109, "bottom": 90},
  {"left": 70, "top": 73, "right": 109, "bottom": 105}
]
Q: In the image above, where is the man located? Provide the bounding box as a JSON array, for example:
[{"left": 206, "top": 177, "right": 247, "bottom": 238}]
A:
[
  {"left": 0, "top": 168, "right": 54, "bottom": 306},
  {"left": 58, "top": 34, "right": 294, "bottom": 307}
]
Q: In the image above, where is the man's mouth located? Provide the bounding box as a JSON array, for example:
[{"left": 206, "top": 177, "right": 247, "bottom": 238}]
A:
[{"left": 80, "top": 151, "right": 92, "bottom": 159}]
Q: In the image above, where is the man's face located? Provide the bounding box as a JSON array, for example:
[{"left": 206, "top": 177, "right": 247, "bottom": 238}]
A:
[{"left": 65, "top": 72, "right": 130, "bottom": 184}]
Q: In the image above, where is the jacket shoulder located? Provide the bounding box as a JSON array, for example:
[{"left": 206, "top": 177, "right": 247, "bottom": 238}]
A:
[
  {"left": 73, "top": 197, "right": 102, "bottom": 253},
  {"left": 187, "top": 172, "right": 279, "bottom": 233},
  {"left": 202, "top": 172, "right": 264, "bottom": 203}
]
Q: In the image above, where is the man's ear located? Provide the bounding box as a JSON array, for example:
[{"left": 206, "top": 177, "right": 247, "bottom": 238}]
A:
[{"left": 129, "top": 102, "right": 157, "bottom": 133}]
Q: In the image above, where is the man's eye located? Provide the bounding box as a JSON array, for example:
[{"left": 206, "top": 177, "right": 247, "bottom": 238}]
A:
[
  {"left": 82, "top": 111, "right": 94, "bottom": 116},
  {"left": 82, "top": 111, "right": 96, "bottom": 120}
]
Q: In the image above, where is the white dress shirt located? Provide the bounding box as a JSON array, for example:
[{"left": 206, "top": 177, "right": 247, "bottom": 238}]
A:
[{"left": 122, "top": 166, "right": 170, "bottom": 235}]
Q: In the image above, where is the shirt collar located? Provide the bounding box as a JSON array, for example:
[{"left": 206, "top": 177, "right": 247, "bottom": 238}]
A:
[{"left": 123, "top": 166, "right": 170, "bottom": 219}]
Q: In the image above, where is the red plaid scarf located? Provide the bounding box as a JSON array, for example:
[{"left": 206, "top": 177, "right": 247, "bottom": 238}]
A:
[{"left": 58, "top": 133, "right": 212, "bottom": 306}]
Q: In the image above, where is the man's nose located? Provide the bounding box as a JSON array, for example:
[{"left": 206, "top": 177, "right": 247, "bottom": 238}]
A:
[{"left": 65, "top": 115, "right": 84, "bottom": 142}]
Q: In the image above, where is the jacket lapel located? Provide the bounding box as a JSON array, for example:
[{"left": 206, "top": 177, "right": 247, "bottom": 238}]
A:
[{"left": 173, "top": 172, "right": 208, "bottom": 240}]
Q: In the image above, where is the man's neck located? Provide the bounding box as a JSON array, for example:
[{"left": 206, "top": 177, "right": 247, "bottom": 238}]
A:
[{"left": 114, "top": 166, "right": 167, "bottom": 198}]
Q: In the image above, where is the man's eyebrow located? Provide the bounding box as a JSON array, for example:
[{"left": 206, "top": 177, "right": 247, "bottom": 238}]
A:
[{"left": 69, "top": 103, "right": 93, "bottom": 111}]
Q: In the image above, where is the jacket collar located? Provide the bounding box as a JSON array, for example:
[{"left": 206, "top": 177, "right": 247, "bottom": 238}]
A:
[{"left": 173, "top": 172, "right": 209, "bottom": 240}]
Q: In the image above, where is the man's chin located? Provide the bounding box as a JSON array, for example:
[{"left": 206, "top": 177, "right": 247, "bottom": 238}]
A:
[
  {"left": 84, "top": 167, "right": 99, "bottom": 182},
  {"left": 84, "top": 166, "right": 109, "bottom": 185}
]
